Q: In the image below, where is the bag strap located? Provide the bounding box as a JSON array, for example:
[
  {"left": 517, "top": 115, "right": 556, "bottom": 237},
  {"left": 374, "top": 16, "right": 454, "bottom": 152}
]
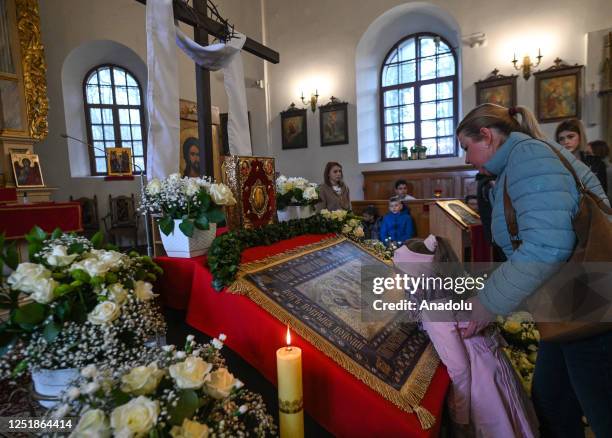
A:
[{"left": 503, "top": 177, "right": 522, "bottom": 251}]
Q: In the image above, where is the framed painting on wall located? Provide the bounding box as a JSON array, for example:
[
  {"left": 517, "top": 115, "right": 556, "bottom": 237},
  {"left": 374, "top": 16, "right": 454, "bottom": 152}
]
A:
[
  {"left": 10, "top": 152, "right": 44, "bottom": 187},
  {"left": 319, "top": 97, "right": 349, "bottom": 146},
  {"left": 534, "top": 59, "right": 583, "bottom": 123},
  {"left": 474, "top": 70, "right": 517, "bottom": 108},
  {"left": 280, "top": 104, "right": 307, "bottom": 150}
]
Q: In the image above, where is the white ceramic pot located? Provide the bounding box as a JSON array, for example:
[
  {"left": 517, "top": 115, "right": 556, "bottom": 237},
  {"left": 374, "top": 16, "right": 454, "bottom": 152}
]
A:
[
  {"left": 160, "top": 220, "right": 217, "bottom": 258},
  {"left": 31, "top": 367, "right": 79, "bottom": 408},
  {"left": 277, "top": 205, "right": 315, "bottom": 222}
]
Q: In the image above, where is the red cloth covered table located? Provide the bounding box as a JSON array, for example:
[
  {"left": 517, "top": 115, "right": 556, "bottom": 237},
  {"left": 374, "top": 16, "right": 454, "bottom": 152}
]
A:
[
  {"left": 0, "top": 202, "right": 82, "bottom": 239},
  {"left": 157, "top": 234, "right": 450, "bottom": 437}
]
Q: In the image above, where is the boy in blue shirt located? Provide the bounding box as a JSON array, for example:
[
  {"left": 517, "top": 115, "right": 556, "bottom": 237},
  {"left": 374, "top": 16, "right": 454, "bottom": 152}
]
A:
[{"left": 379, "top": 196, "right": 415, "bottom": 247}]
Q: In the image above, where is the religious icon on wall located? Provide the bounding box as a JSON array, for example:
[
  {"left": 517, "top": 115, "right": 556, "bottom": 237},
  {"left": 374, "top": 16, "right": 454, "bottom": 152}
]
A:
[
  {"left": 11, "top": 152, "right": 44, "bottom": 187},
  {"left": 534, "top": 60, "right": 583, "bottom": 123},
  {"left": 474, "top": 70, "right": 517, "bottom": 108},
  {"left": 435, "top": 200, "right": 480, "bottom": 229},
  {"left": 319, "top": 97, "right": 349, "bottom": 146},
  {"left": 280, "top": 104, "right": 307, "bottom": 149},
  {"left": 107, "top": 147, "right": 132, "bottom": 176}
]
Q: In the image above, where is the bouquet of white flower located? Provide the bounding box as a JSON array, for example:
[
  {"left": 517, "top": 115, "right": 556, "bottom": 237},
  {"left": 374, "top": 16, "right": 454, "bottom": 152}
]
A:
[
  {"left": 276, "top": 175, "right": 319, "bottom": 210},
  {"left": 0, "top": 228, "right": 165, "bottom": 379},
  {"left": 50, "top": 336, "right": 276, "bottom": 437},
  {"left": 140, "top": 174, "right": 236, "bottom": 237}
]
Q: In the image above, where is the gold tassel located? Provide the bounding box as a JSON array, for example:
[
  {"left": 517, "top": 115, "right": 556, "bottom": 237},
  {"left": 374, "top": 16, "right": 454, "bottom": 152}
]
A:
[{"left": 413, "top": 405, "right": 436, "bottom": 430}]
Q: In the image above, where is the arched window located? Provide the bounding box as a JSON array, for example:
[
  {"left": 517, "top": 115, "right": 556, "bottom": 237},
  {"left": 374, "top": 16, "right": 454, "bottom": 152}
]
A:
[
  {"left": 380, "top": 33, "right": 457, "bottom": 160},
  {"left": 83, "top": 65, "right": 146, "bottom": 175}
]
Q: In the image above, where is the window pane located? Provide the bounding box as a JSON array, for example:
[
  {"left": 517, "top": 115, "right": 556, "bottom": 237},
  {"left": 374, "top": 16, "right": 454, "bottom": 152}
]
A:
[
  {"left": 420, "top": 37, "right": 436, "bottom": 57},
  {"left": 87, "top": 72, "right": 98, "bottom": 85},
  {"left": 102, "top": 108, "right": 113, "bottom": 124},
  {"left": 115, "top": 86, "right": 128, "bottom": 105},
  {"left": 100, "top": 85, "right": 113, "bottom": 104},
  {"left": 383, "top": 65, "right": 398, "bottom": 86},
  {"left": 400, "top": 88, "right": 414, "bottom": 105},
  {"left": 385, "top": 108, "right": 398, "bottom": 124},
  {"left": 121, "top": 125, "right": 132, "bottom": 141},
  {"left": 437, "top": 81, "right": 453, "bottom": 99},
  {"left": 420, "top": 84, "right": 436, "bottom": 102},
  {"left": 421, "top": 120, "right": 436, "bottom": 137},
  {"left": 420, "top": 57, "right": 436, "bottom": 80},
  {"left": 128, "top": 87, "right": 141, "bottom": 105},
  {"left": 386, "top": 125, "right": 400, "bottom": 141},
  {"left": 134, "top": 156, "right": 145, "bottom": 173},
  {"left": 387, "top": 49, "right": 398, "bottom": 64},
  {"left": 93, "top": 141, "right": 105, "bottom": 156},
  {"left": 96, "top": 158, "right": 107, "bottom": 173},
  {"left": 399, "top": 61, "right": 416, "bottom": 83},
  {"left": 131, "top": 126, "right": 142, "bottom": 140},
  {"left": 126, "top": 73, "right": 137, "bottom": 87},
  {"left": 436, "top": 40, "right": 451, "bottom": 54},
  {"left": 104, "top": 125, "right": 115, "bottom": 141},
  {"left": 119, "top": 109, "right": 130, "bottom": 124},
  {"left": 90, "top": 108, "right": 102, "bottom": 124},
  {"left": 133, "top": 141, "right": 143, "bottom": 156},
  {"left": 398, "top": 39, "right": 415, "bottom": 61},
  {"left": 402, "top": 123, "right": 415, "bottom": 139},
  {"left": 420, "top": 102, "right": 436, "bottom": 120},
  {"left": 98, "top": 68, "right": 112, "bottom": 86},
  {"left": 122, "top": 140, "right": 133, "bottom": 149},
  {"left": 105, "top": 141, "right": 117, "bottom": 149},
  {"left": 386, "top": 143, "right": 399, "bottom": 159},
  {"left": 437, "top": 118, "right": 454, "bottom": 136},
  {"left": 438, "top": 136, "right": 454, "bottom": 155},
  {"left": 92, "top": 125, "right": 103, "bottom": 140},
  {"left": 113, "top": 69, "right": 126, "bottom": 86},
  {"left": 437, "top": 100, "right": 453, "bottom": 118},
  {"left": 86, "top": 85, "right": 100, "bottom": 104},
  {"left": 130, "top": 109, "right": 140, "bottom": 124},
  {"left": 384, "top": 90, "right": 398, "bottom": 106},
  {"left": 400, "top": 105, "right": 414, "bottom": 123},
  {"left": 437, "top": 54, "right": 455, "bottom": 77},
  {"left": 422, "top": 138, "right": 437, "bottom": 149}
]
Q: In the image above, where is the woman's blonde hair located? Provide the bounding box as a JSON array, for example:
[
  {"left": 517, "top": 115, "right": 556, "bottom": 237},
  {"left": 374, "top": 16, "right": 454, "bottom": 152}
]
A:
[
  {"left": 456, "top": 104, "right": 545, "bottom": 141},
  {"left": 555, "top": 118, "right": 587, "bottom": 152}
]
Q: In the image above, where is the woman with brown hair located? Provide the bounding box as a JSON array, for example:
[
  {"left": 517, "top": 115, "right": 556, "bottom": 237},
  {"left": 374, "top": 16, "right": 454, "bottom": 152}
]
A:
[
  {"left": 317, "top": 161, "right": 351, "bottom": 211},
  {"left": 455, "top": 103, "right": 611, "bottom": 437}
]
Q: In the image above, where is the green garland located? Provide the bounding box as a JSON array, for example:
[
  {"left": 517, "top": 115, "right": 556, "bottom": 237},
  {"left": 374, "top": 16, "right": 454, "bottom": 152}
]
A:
[{"left": 207, "top": 215, "right": 344, "bottom": 290}]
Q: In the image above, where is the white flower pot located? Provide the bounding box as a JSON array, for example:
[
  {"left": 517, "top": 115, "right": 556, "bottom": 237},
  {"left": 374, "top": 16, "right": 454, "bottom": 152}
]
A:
[
  {"left": 160, "top": 220, "right": 216, "bottom": 258},
  {"left": 31, "top": 367, "right": 79, "bottom": 408},
  {"left": 277, "top": 205, "right": 315, "bottom": 222}
]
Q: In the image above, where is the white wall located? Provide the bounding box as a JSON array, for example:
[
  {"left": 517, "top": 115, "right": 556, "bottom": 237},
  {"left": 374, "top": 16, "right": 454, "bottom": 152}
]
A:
[{"left": 263, "top": 0, "right": 612, "bottom": 200}]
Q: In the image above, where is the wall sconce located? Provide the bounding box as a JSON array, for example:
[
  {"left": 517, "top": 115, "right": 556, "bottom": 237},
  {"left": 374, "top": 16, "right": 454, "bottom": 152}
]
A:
[
  {"left": 301, "top": 89, "right": 319, "bottom": 112},
  {"left": 512, "top": 48, "right": 543, "bottom": 80}
]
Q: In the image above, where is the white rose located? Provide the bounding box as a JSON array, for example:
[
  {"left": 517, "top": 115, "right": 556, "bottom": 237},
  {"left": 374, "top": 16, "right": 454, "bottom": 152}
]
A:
[
  {"left": 107, "top": 283, "right": 128, "bottom": 305},
  {"left": 88, "top": 301, "right": 121, "bottom": 325},
  {"left": 110, "top": 396, "right": 159, "bottom": 437},
  {"left": 354, "top": 226, "right": 365, "bottom": 238},
  {"left": 47, "top": 245, "right": 78, "bottom": 267},
  {"left": 134, "top": 281, "right": 157, "bottom": 302},
  {"left": 342, "top": 224, "right": 352, "bottom": 234},
  {"left": 52, "top": 403, "right": 71, "bottom": 419},
  {"left": 70, "top": 409, "right": 110, "bottom": 438},
  {"left": 81, "top": 364, "right": 98, "bottom": 378},
  {"left": 203, "top": 368, "right": 236, "bottom": 399},
  {"left": 303, "top": 186, "right": 318, "bottom": 201},
  {"left": 208, "top": 183, "right": 236, "bottom": 206},
  {"left": 170, "top": 419, "right": 210, "bottom": 438},
  {"left": 146, "top": 178, "right": 162, "bottom": 196},
  {"left": 319, "top": 209, "right": 331, "bottom": 219},
  {"left": 90, "top": 249, "right": 124, "bottom": 266},
  {"left": 7, "top": 263, "right": 57, "bottom": 303},
  {"left": 120, "top": 362, "right": 164, "bottom": 395},
  {"left": 71, "top": 258, "right": 109, "bottom": 278},
  {"left": 184, "top": 179, "right": 200, "bottom": 197},
  {"left": 168, "top": 357, "right": 212, "bottom": 389},
  {"left": 81, "top": 381, "right": 100, "bottom": 395},
  {"left": 168, "top": 173, "right": 181, "bottom": 182}
]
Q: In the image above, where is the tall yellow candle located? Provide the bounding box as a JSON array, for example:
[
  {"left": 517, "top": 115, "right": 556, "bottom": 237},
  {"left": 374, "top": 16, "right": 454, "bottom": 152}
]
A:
[{"left": 276, "top": 326, "right": 304, "bottom": 438}]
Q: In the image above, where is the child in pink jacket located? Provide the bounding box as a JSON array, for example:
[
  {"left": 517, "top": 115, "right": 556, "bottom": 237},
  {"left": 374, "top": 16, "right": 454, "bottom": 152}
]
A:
[{"left": 393, "top": 235, "right": 538, "bottom": 437}]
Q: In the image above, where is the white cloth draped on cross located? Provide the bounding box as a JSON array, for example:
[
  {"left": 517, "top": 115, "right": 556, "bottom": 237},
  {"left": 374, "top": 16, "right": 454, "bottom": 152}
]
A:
[{"left": 146, "top": 0, "right": 252, "bottom": 180}]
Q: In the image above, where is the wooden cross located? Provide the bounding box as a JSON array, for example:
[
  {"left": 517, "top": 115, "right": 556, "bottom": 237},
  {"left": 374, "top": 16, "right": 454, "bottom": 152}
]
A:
[{"left": 134, "top": 0, "right": 279, "bottom": 176}]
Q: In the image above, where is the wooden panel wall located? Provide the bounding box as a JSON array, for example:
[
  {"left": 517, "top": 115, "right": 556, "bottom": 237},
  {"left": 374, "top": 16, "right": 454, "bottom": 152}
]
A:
[{"left": 362, "top": 165, "right": 478, "bottom": 200}]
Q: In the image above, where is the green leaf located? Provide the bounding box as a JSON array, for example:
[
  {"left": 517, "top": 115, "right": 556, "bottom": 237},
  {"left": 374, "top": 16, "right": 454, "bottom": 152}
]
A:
[
  {"left": 51, "top": 228, "right": 63, "bottom": 240},
  {"left": 30, "top": 226, "right": 48, "bottom": 242},
  {"left": 43, "top": 321, "right": 61, "bottom": 342},
  {"left": 178, "top": 219, "right": 195, "bottom": 238},
  {"left": 71, "top": 269, "right": 91, "bottom": 283},
  {"left": 111, "top": 387, "right": 130, "bottom": 406},
  {"left": 194, "top": 214, "right": 209, "bottom": 231},
  {"left": 13, "top": 302, "right": 46, "bottom": 326},
  {"left": 206, "top": 208, "right": 225, "bottom": 224},
  {"left": 198, "top": 191, "right": 211, "bottom": 211},
  {"left": 159, "top": 217, "right": 175, "bottom": 236},
  {"left": 4, "top": 242, "right": 18, "bottom": 270},
  {"left": 68, "top": 242, "right": 85, "bottom": 255},
  {"left": 91, "top": 231, "right": 104, "bottom": 249},
  {"left": 167, "top": 389, "right": 200, "bottom": 425}
]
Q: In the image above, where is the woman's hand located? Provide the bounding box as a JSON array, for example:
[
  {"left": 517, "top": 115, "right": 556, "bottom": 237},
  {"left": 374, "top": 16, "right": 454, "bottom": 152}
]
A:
[{"left": 458, "top": 296, "right": 495, "bottom": 338}]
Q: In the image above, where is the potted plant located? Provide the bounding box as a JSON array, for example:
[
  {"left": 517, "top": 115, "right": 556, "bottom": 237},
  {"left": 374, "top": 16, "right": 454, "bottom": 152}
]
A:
[
  {"left": 0, "top": 228, "right": 165, "bottom": 407},
  {"left": 140, "top": 174, "right": 237, "bottom": 257},
  {"left": 410, "top": 145, "right": 418, "bottom": 160},
  {"left": 418, "top": 145, "right": 428, "bottom": 160},
  {"left": 276, "top": 175, "right": 319, "bottom": 222},
  {"left": 400, "top": 146, "right": 409, "bottom": 160}
]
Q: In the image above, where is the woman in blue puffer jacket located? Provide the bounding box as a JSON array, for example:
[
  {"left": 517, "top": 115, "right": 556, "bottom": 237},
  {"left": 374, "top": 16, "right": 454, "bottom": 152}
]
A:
[{"left": 455, "top": 104, "right": 611, "bottom": 437}]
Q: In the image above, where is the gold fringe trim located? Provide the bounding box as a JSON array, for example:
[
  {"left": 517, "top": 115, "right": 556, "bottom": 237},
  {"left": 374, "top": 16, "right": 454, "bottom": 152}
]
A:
[{"left": 227, "top": 236, "right": 440, "bottom": 429}]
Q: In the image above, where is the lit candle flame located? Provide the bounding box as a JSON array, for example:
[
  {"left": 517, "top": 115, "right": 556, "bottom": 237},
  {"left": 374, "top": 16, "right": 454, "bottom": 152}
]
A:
[{"left": 286, "top": 325, "right": 292, "bottom": 347}]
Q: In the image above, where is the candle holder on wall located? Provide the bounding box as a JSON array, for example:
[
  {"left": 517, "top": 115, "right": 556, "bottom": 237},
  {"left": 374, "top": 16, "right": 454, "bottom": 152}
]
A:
[{"left": 512, "top": 48, "right": 543, "bottom": 80}]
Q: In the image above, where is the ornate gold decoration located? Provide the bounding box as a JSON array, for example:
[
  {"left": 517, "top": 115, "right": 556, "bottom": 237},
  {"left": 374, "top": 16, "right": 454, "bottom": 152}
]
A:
[
  {"left": 249, "top": 179, "right": 269, "bottom": 218},
  {"left": 279, "top": 398, "right": 303, "bottom": 414},
  {"left": 15, "top": 0, "right": 49, "bottom": 141}
]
